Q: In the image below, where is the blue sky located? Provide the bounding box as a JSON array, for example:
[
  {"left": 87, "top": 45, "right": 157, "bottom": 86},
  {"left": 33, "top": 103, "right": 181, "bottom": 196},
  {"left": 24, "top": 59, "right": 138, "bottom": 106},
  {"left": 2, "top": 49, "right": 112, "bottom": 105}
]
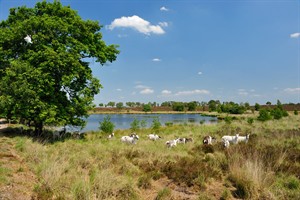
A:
[{"left": 1, "top": 0, "right": 299, "bottom": 105}]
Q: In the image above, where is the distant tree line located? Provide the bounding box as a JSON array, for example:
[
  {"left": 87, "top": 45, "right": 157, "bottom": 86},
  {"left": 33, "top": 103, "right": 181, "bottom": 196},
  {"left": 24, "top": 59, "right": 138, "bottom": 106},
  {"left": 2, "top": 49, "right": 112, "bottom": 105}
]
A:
[{"left": 98, "top": 100, "right": 300, "bottom": 115}]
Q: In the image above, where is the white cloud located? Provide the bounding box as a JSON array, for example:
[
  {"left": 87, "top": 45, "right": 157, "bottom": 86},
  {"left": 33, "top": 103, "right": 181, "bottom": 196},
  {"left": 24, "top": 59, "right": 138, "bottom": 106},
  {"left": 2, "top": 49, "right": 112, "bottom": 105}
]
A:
[
  {"left": 160, "top": 6, "right": 169, "bottom": 11},
  {"left": 135, "top": 85, "right": 149, "bottom": 89},
  {"left": 175, "top": 89, "right": 210, "bottom": 96},
  {"left": 140, "top": 88, "right": 154, "bottom": 94},
  {"left": 116, "top": 88, "right": 122, "bottom": 91},
  {"left": 290, "top": 32, "right": 300, "bottom": 38},
  {"left": 198, "top": 71, "right": 203, "bottom": 75},
  {"left": 238, "top": 91, "right": 249, "bottom": 96},
  {"left": 108, "top": 15, "right": 165, "bottom": 35},
  {"left": 152, "top": 58, "right": 161, "bottom": 62},
  {"left": 284, "top": 87, "right": 300, "bottom": 94},
  {"left": 158, "top": 22, "right": 168, "bottom": 27},
  {"left": 161, "top": 90, "right": 172, "bottom": 95}
]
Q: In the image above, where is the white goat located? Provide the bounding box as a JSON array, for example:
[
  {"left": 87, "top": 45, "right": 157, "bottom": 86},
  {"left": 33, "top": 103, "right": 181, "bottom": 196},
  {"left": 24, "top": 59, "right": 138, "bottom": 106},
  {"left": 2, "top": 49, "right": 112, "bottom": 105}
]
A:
[
  {"left": 203, "top": 136, "right": 216, "bottom": 145},
  {"left": 221, "top": 134, "right": 239, "bottom": 144},
  {"left": 107, "top": 132, "right": 114, "bottom": 139},
  {"left": 166, "top": 139, "right": 178, "bottom": 148},
  {"left": 176, "top": 138, "right": 186, "bottom": 144},
  {"left": 237, "top": 134, "right": 250, "bottom": 143},
  {"left": 121, "top": 134, "right": 139, "bottom": 144},
  {"left": 148, "top": 134, "right": 161, "bottom": 141},
  {"left": 222, "top": 139, "right": 230, "bottom": 148}
]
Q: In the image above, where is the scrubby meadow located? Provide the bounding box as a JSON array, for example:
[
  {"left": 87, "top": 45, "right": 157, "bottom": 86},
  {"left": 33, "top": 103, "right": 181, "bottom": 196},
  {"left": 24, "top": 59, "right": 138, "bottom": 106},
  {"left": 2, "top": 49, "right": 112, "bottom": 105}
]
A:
[{"left": 0, "top": 112, "right": 300, "bottom": 200}]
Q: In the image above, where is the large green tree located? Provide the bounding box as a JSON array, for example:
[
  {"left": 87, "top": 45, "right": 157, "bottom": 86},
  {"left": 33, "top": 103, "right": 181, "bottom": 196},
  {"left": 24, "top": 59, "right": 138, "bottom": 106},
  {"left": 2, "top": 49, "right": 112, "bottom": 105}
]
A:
[{"left": 0, "top": 1, "right": 119, "bottom": 134}]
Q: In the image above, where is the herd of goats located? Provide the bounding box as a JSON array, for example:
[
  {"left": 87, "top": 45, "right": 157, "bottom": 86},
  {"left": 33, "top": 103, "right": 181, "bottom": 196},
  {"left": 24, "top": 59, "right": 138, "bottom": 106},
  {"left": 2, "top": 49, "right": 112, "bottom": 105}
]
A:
[{"left": 107, "top": 132, "right": 251, "bottom": 148}]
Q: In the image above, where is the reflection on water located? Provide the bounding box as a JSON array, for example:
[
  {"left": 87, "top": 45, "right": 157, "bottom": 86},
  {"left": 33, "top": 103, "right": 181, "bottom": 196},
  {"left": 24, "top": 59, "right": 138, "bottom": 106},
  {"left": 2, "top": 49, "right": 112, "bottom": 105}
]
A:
[{"left": 80, "top": 113, "right": 218, "bottom": 132}]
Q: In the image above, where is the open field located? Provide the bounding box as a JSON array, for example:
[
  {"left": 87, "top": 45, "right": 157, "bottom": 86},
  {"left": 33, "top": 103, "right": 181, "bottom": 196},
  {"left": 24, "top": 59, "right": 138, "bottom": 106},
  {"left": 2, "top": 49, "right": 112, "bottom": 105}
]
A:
[{"left": 0, "top": 113, "right": 300, "bottom": 199}]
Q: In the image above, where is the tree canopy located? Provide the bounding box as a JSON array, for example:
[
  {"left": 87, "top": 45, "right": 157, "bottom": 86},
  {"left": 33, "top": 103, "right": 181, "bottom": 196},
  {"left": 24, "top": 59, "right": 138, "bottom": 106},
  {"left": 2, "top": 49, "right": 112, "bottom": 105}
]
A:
[{"left": 0, "top": 1, "right": 119, "bottom": 134}]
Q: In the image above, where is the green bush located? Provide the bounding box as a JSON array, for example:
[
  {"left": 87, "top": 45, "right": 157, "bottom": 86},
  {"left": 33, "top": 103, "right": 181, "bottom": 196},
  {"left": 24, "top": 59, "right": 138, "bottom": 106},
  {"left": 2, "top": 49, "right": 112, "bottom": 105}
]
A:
[
  {"left": 130, "top": 118, "right": 140, "bottom": 132},
  {"left": 224, "top": 116, "right": 233, "bottom": 124},
  {"left": 99, "top": 116, "right": 115, "bottom": 134},
  {"left": 294, "top": 110, "right": 298, "bottom": 115},
  {"left": 151, "top": 118, "right": 161, "bottom": 133},
  {"left": 165, "top": 122, "right": 173, "bottom": 126},
  {"left": 247, "top": 117, "right": 254, "bottom": 125},
  {"left": 257, "top": 109, "right": 271, "bottom": 121},
  {"left": 142, "top": 104, "right": 152, "bottom": 112}
]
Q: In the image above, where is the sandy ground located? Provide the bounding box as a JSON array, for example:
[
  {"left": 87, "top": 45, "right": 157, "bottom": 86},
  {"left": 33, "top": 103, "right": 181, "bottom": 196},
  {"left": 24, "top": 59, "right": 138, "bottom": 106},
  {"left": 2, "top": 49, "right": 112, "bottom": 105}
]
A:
[{"left": 0, "top": 120, "right": 37, "bottom": 200}]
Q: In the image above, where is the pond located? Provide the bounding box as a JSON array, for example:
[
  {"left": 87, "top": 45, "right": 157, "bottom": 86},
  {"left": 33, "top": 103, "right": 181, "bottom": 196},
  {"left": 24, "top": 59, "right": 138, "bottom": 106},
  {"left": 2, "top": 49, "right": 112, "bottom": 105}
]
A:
[{"left": 80, "top": 113, "right": 218, "bottom": 132}]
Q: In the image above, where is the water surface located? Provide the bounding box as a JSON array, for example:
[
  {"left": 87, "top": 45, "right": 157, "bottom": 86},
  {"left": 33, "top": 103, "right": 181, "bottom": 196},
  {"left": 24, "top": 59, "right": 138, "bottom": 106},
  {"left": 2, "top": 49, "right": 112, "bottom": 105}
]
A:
[{"left": 80, "top": 113, "right": 218, "bottom": 132}]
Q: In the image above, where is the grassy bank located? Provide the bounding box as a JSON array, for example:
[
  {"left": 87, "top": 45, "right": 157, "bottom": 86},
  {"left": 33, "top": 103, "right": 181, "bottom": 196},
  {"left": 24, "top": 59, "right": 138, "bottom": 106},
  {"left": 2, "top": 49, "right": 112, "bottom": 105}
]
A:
[{"left": 1, "top": 113, "right": 300, "bottom": 199}]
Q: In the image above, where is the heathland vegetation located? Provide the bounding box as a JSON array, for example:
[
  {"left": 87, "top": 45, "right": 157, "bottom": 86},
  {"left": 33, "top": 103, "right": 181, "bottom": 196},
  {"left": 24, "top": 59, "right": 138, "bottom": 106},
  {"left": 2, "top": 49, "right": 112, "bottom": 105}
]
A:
[{"left": 0, "top": 110, "right": 299, "bottom": 199}]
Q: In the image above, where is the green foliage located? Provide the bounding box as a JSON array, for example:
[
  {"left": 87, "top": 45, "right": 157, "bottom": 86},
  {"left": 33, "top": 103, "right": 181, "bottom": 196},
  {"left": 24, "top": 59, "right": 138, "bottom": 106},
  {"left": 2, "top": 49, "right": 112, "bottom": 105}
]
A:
[
  {"left": 0, "top": 1, "right": 119, "bottom": 133},
  {"left": 165, "top": 122, "right": 173, "bottom": 126},
  {"left": 151, "top": 117, "right": 161, "bottom": 133},
  {"left": 254, "top": 103, "right": 261, "bottom": 111},
  {"left": 142, "top": 104, "right": 152, "bottom": 112},
  {"left": 218, "top": 102, "right": 246, "bottom": 114},
  {"left": 99, "top": 116, "right": 115, "bottom": 134},
  {"left": 208, "top": 100, "right": 219, "bottom": 112},
  {"left": 294, "top": 110, "right": 298, "bottom": 115},
  {"left": 172, "top": 102, "right": 185, "bottom": 111},
  {"left": 107, "top": 102, "right": 116, "bottom": 107},
  {"left": 116, "top": 102, "right": 123, "bottom": 109},
  {"left": 140, "top": 119, "right": 147, "bottom": 128},
  {"left": 247, "top": 117, "right": 254, "bottom": 125},
  {"left": 187, "top": 101, "right": 197, "bottom": 111},
  {"left": 284, "top": 176, "right": 300, "bottom": 190},
  {"left": 224, "top": 116, "right": 233, "bottom": 124},
  {"left": 130, "top": 118, "right": 140, "bottom": 132},
  {"left": 257, "top": 109, "right": 272, "bottom": 121},
  {"left": 271, "top": 108, "right": 284, "bottom": 120}
]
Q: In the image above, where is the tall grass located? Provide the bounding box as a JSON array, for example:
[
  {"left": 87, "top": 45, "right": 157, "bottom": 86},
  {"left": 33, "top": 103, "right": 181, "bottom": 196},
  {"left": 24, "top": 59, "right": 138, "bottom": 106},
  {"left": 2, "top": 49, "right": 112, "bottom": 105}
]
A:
[{"left": 8, "top": 113, "right": 300, "bottom": 199}]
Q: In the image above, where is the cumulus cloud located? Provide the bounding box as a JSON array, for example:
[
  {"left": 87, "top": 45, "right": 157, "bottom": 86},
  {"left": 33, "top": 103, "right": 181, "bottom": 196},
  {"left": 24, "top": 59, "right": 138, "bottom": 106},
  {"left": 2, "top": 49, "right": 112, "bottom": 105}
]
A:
[
  {"left": 135, "top": 85, "right": 149, "bottom": 89},
  {"left": 108, "top": 15, "right": 165, "bottom": 35},
  {"left": 140, "top": 88, "right": 154, "bottom": 94},
  {"left": 175, "top": 89, "right": 210, "bottom": 96},
  {"left": 158, "top": 22, "right": 168, "bottom": 27},
  {"left": 284, "top": 87, "right": 300, "bottom": 94},
  {"left": 152, "top": 58, "right": 161, "bottom": 62},
  {"left": 160, "top": 6, "right": 169, "bottom": 11},
  {"left": 161, "top": 90, "right": 172, "bottom": 95},
  {"left": 116, "top": 88, "right": 122, "bottom": 91},
  {"left": 290, "top": 32, "right": 300, "bottom": 38},
  {"left": 198, "top": 71, "right": 203, "bottom": 75}
]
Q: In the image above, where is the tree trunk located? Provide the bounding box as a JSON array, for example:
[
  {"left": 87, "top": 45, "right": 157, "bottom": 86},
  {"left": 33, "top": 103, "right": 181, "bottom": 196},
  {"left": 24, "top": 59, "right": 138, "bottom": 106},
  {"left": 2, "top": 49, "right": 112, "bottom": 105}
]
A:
[{"left": 34, "top": 121, "right": 43, "bottom": 136}]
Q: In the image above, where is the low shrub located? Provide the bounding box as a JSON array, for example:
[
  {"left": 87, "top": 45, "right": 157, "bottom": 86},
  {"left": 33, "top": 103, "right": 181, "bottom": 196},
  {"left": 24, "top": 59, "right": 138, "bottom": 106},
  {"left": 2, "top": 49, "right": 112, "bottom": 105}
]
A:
[{"left": 228, "top": 173, "right": 258, "bottom": 199}]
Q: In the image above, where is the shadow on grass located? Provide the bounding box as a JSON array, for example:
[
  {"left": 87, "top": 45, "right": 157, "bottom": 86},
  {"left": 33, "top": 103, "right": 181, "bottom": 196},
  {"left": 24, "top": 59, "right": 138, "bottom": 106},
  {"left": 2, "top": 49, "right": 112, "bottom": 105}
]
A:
[{"left": 0, "top": 125, "right": 86, "bottom": 144}]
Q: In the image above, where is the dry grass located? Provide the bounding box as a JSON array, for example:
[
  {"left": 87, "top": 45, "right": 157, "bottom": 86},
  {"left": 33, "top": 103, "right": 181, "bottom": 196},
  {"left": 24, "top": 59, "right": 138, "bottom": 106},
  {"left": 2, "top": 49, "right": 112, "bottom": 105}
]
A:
[{"left": 1, "top": 113, "right": 299, "bottom": 199}]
